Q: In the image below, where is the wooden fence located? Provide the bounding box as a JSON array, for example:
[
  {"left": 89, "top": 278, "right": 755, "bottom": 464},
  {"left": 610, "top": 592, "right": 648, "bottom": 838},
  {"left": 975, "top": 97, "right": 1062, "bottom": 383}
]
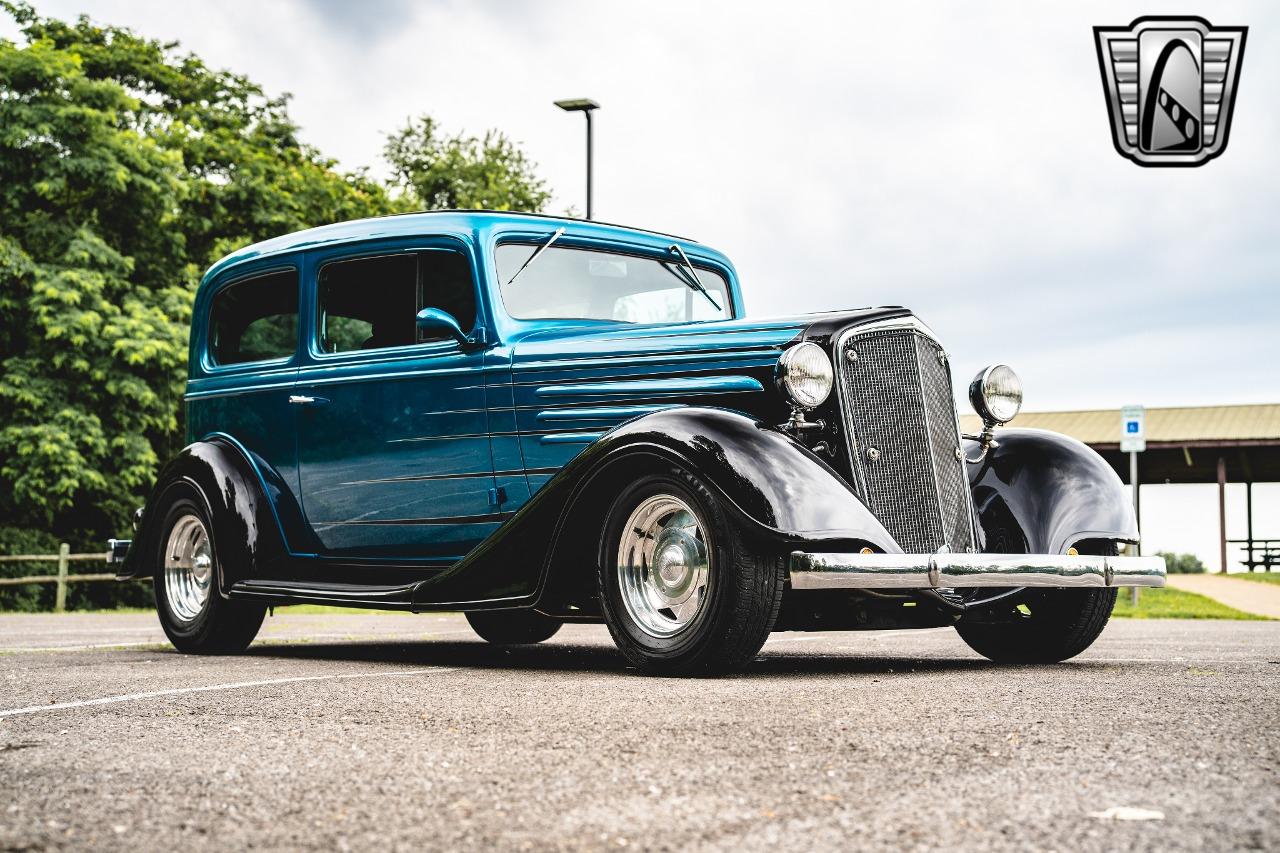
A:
[{"left": 0, "top": 544, "right": 118, "bottom": 612}]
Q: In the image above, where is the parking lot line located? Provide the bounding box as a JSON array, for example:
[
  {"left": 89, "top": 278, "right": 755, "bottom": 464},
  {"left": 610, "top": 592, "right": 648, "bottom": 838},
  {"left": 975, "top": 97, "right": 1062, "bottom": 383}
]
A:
[
  {"left": 1, "top": 641, "right": 170, "bottom": 653},
  {"left": 0, "top": 629, "right": 479, "bottom": 654},
  {"left": 0, "top": 667, "right": 458, "bottom": 719}
]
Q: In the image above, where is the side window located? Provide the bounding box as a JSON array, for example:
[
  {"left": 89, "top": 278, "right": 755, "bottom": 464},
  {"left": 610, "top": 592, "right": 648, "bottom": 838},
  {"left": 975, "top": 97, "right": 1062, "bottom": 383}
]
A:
[
  {"left": 319, "top": 255, "right": 417, "bottom": 353},
  {"left": 421, "top": 249, "right": 477, "bottom": 338},
  {"left": 317, "top": 250, "right": 477, "bottom": 353},
  {"left": 209, "top": 269, "right": 299, "bottom": 366}
]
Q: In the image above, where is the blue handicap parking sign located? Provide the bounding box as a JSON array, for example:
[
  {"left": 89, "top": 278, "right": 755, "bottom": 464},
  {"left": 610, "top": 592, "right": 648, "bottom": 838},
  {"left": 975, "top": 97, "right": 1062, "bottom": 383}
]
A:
[{"left": 1126, "top": 420, "right": 1140, "bottom": 434}]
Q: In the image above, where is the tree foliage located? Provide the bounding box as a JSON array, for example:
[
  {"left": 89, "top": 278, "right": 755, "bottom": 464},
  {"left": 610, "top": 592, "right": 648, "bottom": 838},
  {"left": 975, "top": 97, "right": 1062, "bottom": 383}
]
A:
[
  {"left": 384, "top": 115, "right": 551, "bottom": 212},
  {"left": 0, "top": 3, "right": 397, "bottom": 545},
  {"left": 0, "top": 5, "right": 554, "bottom": 571},
  {"left": 1154, "top": 551, "right": 1207, "bottom": 574}
]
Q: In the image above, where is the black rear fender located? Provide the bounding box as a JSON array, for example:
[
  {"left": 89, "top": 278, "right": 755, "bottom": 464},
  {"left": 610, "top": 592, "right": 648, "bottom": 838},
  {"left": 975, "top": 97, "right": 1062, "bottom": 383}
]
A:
[{"left": 119, "top": 435, "right": 303, "bottom": 594}]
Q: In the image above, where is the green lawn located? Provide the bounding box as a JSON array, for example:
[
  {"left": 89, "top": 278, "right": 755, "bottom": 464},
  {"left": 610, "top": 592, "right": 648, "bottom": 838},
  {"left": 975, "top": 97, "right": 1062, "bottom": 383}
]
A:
[
  {"left": 1112, "top": 586, "right": 1270, "bottom": 620},
  {"left": 1229, "top": 572, "right": 1280, "bottom": 585}
]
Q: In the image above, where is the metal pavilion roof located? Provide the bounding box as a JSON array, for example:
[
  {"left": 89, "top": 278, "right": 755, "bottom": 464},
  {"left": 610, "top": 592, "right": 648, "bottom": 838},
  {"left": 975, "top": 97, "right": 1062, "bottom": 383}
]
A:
[{"left": 960, "top": 403, "right": 1280, "bottom": 449}]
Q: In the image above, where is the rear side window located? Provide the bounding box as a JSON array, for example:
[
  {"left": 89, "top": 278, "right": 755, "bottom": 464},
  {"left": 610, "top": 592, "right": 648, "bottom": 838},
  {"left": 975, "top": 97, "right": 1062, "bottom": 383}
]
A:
[
  {"left": 208, "top": 269, "right": 299, "bottom": 366},
  {"left": 318, "top": 250, "right": 477, "bottom": 354}
]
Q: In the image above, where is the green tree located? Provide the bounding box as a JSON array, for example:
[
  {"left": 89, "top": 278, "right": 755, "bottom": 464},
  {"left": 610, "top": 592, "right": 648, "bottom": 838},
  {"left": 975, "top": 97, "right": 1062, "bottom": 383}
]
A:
[
  {"left": 384, "top": 115, "right": 551, "bottom": 212},
  {"left": 1155, "top": 551, "right": 1207, "bottom": 574},
  {"left": 0, "top": 3, "right": 395, "bottom": 547}
]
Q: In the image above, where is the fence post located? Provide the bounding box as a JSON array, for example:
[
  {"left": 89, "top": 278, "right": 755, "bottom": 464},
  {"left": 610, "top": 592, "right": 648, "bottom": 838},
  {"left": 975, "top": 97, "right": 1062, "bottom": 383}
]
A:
[{"left": 54, "top": 542, "right": 70, "bottom": 613}]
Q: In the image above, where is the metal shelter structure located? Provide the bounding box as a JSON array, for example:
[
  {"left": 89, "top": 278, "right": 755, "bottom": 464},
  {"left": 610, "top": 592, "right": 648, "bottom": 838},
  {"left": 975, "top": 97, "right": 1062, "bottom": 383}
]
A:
[{"left": 961, "top": 403, "right": 1280, "bottom": 572}]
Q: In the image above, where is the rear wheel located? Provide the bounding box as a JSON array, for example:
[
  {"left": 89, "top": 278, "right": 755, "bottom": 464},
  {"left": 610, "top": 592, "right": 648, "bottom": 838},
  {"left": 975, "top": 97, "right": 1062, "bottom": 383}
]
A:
[
  {"left": 152, "top": 484, "right": 266, "bottom": 654},
  {"left": 466, "top": 609, "right": 562, "bottom": 644},
  {"left": 598, "top": 466, "right": 785, "bottom": 676},
  {"left": 954, "top": 543, "right": 1119, "bottom": 663}
]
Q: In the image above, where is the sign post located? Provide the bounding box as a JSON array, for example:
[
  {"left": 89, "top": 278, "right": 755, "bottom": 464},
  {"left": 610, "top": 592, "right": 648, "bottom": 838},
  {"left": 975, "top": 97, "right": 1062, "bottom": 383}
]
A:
[{"left": 1120, "top": 405, "right": 1146, "bottom": 605}]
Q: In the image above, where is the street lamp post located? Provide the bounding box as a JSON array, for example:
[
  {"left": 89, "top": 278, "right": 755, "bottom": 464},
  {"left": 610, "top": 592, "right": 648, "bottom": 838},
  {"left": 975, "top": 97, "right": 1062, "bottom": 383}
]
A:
[{"left": 554, "top": 98, "right": 600, "bottom": 219}]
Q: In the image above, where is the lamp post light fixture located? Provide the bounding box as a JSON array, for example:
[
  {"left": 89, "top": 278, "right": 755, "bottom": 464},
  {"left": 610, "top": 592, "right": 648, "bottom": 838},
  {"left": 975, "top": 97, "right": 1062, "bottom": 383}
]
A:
[{"left": 554, "top": 98, "right": 600, "bottom": 219}]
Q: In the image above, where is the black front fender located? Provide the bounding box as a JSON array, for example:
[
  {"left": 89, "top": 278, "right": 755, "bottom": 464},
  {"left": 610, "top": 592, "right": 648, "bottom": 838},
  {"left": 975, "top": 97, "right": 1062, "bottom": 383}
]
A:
[
  {"left": 411, "top": 407, "right": 894, "bottom": 609},
  {"left": 966, "top": 428, "right": 1138, "bottom": 555},
  {"left": 594, "top": 408, "right": 895, "bottom": 545}
]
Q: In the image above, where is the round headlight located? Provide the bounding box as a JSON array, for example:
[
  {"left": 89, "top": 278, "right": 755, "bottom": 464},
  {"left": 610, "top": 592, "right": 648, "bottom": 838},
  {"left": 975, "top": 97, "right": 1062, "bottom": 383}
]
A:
[
  {"left": 969, "top": 364, "right": 1023, "bottom": 425},
  {"left": 776, "top": 342, "right": 833, "bottom": 410}
]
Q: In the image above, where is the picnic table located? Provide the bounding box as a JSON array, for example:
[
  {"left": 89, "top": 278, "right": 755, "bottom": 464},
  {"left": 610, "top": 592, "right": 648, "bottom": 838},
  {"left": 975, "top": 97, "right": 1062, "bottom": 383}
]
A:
[{"left": 1228, "top": 538, "right": 1280, "bottom": 572}]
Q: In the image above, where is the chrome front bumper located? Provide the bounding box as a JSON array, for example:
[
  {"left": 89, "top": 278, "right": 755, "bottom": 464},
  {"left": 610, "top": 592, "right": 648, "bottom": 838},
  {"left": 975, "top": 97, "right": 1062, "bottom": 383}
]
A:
[{"left": 789, "top": 551, "right": 1166, "bottom": 590}]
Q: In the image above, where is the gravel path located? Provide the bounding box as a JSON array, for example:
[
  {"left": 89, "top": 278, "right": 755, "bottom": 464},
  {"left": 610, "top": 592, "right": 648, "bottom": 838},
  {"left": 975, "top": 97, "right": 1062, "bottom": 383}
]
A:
[{"left": 1167, "top": 573, "right": 1280, "bottom": 618}]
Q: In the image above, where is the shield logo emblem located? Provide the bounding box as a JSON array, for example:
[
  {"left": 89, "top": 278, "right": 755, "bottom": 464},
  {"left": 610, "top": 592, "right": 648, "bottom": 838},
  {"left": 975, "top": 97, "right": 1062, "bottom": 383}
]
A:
[{"left": 1094, "top": 16, "right": 1247, "bottom": 167}]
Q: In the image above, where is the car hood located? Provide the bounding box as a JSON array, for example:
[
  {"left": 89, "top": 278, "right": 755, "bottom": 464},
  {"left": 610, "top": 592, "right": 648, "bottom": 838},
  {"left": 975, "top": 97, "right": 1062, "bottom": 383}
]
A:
[
  {"left": 502, "top": 306, "right": 914, "bottom": 479},
  {"left": 506, "top": 306, "right": 913, "bottom": 364}
]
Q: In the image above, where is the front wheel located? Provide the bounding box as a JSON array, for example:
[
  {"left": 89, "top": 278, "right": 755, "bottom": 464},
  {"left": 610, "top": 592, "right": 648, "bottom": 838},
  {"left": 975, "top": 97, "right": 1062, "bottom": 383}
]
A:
[
  {"left": 954, "top": 544, "right": 1119, "bottom": 664},
  {"left": 598, "top": 466, "right": 785, "bottom": 676},
  {"left": 152, "top": 483, "right": 266, "bottom": 654}
]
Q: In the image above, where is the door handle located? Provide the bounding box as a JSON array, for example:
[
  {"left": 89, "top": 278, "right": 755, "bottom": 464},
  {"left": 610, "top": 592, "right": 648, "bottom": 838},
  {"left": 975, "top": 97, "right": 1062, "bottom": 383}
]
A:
[{"left": 288, "top": 395, "right": 329, "bottom": 406}]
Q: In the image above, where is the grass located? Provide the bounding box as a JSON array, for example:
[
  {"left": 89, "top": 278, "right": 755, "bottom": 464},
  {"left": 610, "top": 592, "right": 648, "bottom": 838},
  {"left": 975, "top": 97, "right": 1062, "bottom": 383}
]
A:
[
  {"left": 1112, "top": 586, "right": 1270, "bottom": 620},
  {"left": 1228, "top": 572, "right": 1280, "bottom": 585}
]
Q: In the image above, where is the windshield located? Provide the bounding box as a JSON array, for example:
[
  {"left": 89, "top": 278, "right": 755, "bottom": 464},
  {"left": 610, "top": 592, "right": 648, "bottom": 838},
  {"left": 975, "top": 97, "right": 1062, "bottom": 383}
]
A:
[{"left": 495, "top": 243, "right": 732, "bottom": 324}]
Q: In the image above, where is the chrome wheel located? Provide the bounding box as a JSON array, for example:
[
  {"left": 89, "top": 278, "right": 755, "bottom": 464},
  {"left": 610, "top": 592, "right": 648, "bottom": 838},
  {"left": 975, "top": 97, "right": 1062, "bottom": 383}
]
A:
[
  {"left": 616, "top": 493, "right": 711, "bottom": 638},
  {"left": 163, "top": 512, "right": 213, "bottom": 624}
]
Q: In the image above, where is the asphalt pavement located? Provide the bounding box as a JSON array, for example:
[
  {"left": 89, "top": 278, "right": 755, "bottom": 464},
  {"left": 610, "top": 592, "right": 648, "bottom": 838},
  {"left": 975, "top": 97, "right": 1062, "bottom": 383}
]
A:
[{"left": 0, "top": 611, "right": 1276, "bottom": 851}]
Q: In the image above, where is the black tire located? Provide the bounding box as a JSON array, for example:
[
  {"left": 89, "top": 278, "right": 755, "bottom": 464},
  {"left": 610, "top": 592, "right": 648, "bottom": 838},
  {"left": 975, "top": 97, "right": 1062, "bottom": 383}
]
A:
[
  {"left": 598, "top": 466, "right": 786, "bottom": 676},
  {"left": 152, "top": 483, "right": 266, "bottom": 654},
  {"left": 954, "top": 543, "right": 1119, "bottom": 664},
  {"left": 466, "top": 609, "right": 562, "bottom": 644}
]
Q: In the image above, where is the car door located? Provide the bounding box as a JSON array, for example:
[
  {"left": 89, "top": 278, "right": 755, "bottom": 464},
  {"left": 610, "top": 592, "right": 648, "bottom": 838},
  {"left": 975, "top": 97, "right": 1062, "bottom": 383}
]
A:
[
  {"left": 186, "top": 263, "right": 304, "bottom": 576},
  {"left": 292, "top": 244, "right": 499, "bottom": 564}
]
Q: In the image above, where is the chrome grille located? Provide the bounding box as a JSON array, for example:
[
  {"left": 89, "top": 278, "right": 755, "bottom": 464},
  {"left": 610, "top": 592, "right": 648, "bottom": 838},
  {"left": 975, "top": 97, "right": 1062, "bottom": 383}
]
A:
[{"left": 836, "top": 322, "right": 976, "bottom": 554}]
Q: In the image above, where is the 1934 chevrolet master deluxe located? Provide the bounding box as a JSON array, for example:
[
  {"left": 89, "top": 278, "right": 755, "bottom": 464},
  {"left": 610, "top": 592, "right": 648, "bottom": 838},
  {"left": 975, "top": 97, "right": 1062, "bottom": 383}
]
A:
[{"left": 110, "top": 211, "right": 1165, "bottom": 675}]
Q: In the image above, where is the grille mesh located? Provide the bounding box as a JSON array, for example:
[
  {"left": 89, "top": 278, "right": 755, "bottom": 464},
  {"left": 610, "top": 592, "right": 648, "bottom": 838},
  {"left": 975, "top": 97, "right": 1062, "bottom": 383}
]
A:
[{"left": 838, "top": 327, "right": 975, "bottom": 554}]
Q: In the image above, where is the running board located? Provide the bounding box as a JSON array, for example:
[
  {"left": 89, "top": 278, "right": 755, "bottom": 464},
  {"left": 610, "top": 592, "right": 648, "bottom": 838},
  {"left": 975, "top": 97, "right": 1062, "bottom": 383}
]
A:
[{"left": 229, "top": 579, "right": 421, "bottom": 610}]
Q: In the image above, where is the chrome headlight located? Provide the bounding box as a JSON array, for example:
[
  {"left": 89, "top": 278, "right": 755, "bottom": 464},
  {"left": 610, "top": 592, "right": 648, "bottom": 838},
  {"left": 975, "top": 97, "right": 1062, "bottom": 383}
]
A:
[
  {"left": 776, "top": 342, "right": 833, "bottom": 410},
  {"left": 969, "top": 364, "right": 1023, "bottom": 425}
]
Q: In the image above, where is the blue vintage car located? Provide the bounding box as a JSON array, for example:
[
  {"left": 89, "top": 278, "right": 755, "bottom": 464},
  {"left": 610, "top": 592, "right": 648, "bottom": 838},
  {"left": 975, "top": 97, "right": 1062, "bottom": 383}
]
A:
[{"left": 111, "top": 210, "right": 1165, "bottom": 674}]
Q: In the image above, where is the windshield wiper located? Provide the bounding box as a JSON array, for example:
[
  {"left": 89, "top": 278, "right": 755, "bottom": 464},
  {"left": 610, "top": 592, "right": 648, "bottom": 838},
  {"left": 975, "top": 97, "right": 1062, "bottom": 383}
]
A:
[
  {"left": 505, "top": 227, "right": 565, "bottom": 286},
  {"left": 667, "top": 244, "right": 721, "bottom": 312}
]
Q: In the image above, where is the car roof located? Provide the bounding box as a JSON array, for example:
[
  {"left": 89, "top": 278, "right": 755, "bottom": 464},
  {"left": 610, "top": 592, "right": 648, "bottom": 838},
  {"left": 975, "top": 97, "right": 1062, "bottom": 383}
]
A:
[{"left": 201, "top": 210, "right": 700, "bottom": 286}]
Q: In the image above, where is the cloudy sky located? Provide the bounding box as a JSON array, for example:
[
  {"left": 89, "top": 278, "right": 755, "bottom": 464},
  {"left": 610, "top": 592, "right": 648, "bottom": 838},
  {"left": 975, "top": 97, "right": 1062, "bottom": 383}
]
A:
[{"left": 5, "top": 1, "right": 1277, "bottom": 566}]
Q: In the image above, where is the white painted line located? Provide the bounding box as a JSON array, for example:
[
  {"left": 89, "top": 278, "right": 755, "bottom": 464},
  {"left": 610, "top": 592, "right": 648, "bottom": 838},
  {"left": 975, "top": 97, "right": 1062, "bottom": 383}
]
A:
[
  {"left": 1, "top": 641, "right": 167, "bottom": 653},
  {"left": 0, "top": 629, "right": 480, "bottom": 654},
  {"left": 0, "top": 667, "right": 458, "bottom": 719},
  {"left": 10, "top": 628, "right": 163, "bottom": 637}
]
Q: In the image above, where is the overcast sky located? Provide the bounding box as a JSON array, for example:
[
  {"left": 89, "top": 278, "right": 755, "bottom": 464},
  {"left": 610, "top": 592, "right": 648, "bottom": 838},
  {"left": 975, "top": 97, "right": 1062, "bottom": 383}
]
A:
[{"left": 5, "top": 1, "right": 1277, "bottom": 567}]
